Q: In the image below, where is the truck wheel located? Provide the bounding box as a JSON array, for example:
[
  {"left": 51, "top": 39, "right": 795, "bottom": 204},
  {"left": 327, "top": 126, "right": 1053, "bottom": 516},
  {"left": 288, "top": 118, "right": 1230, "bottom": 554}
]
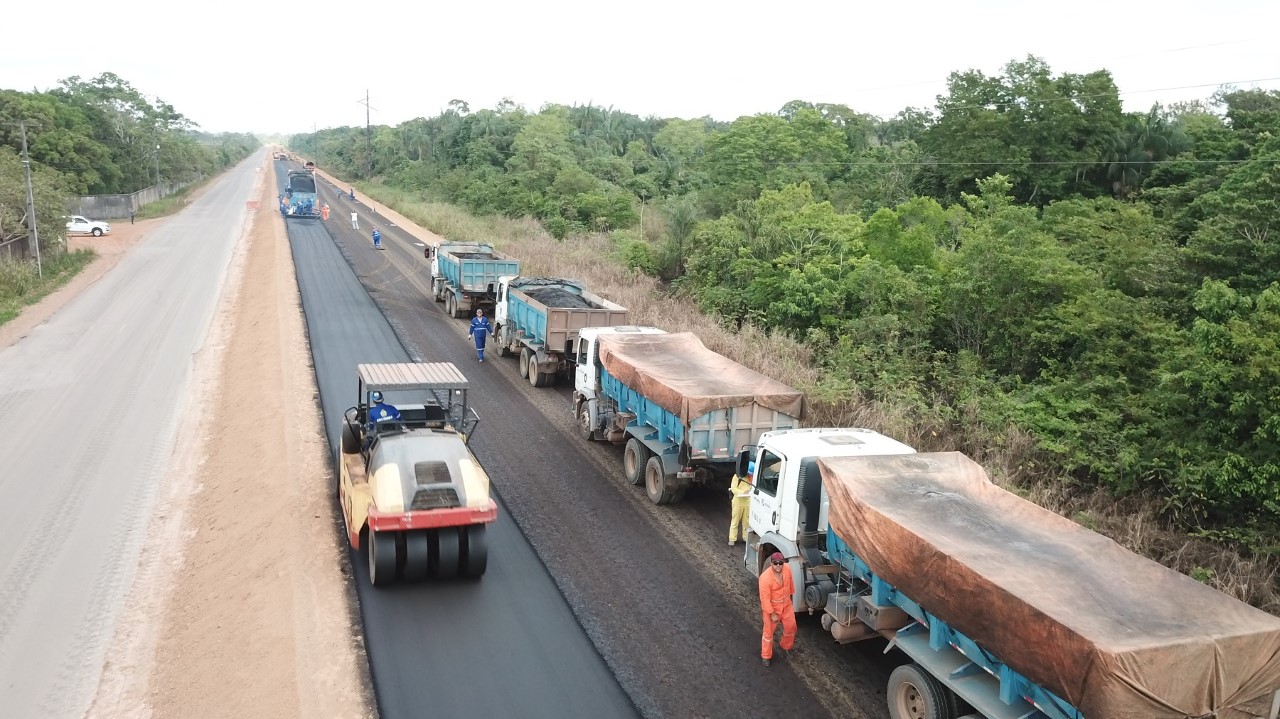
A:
[
  {"left": 645, "top": 456, "right": 678, "bottom": 504},
  {"left": 518, "top": 348, "right": 532, "bottom": 379},
  {"left": 497, "top": 342, "right": 511, "bottom": 358},
  {"left": 529, "top": 366, "right": 549, "bottom": 388},
  {"left": 887, "top": 664, "right": 953, "bottom": 719},
  {"left": 461, "top": 524, "right": 488, "bottom": 578},
  {"left": 444, "top": 294, "right": 455, "bottom": 317},
  {"left": 451, "top": 296, "right": 467, "bottom": 319},
  {"left": 623, "top": 439, "right": 648, "bottom": 486},
  {"left": 432, "top": 527, "right": 461, "bottom": 579},
  {"left": 401, "top": 530, "right": 430, "bottom": 581},
  {"left": 368, "top": 530, "right": 397, "bottom": 587},
  {"left": 578, "top": 405, "right": 596, "bottom": 441},
  {"left": 433, "top": 286, "right": 444, "bottom": 303},
  {"left": 341, "top": 418, "right": 361, "bottom": 454}
]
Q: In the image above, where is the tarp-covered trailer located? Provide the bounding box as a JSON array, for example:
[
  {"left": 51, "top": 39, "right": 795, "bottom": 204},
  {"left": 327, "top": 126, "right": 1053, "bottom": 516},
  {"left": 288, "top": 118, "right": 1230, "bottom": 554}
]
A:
[
  {"left": 575, "top": 329, "right": 804, "bottom": 504},
  {"left": 494, "top": 276, "right": 629, "bottom": 387},
  {"left": 819, "top": 452, "right": 1280, "bottom": 719}
]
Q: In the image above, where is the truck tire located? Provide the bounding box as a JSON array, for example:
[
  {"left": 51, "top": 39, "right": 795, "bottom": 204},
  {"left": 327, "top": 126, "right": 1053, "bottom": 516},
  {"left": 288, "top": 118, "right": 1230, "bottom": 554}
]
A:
[
  {"left": 529, "top": 366, "right": 550, "bottom": 388},
  {"left": 461, "top": 524, "right": 488, "bottom": 578},
  {"left": 341, "top": 418, "right": 361, "bottom": 455},
  {"left": 451, "top": 297, "right": 467, "bottom": 319},
  {"left": 887, "top": 664, "right": 954, "bottom": 719},
  {"left": 518, "top": 347, "right": 532, "bottom": 379},
  {"left": 623, "top": 439, "right": 648, "bottom": 486},
  {"left": 645, "top": 455, "right": 678, "bottom": 504},
  {"left": 578, "top": 404, "right": 596, "bottom": 441},
  {"left": 445, "top": 294, "right": 456, "bottom": 318},
  {"left": 368, "top": 530, "right": 397, "bottom": 587}
]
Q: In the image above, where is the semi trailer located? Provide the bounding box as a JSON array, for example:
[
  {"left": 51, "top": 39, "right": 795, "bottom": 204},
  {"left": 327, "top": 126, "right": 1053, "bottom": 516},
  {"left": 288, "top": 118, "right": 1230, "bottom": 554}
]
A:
[
  {"left": 427, "top": 242, "right": 521, "bottom": 319},
  {"left": 493, "top": 276, "right": 628, "bottom": 388},
  {"left": 738, "top": 430, "right": 1280, "bottom": 719},
  {"left": 574, "top": 327, "right": 803, "bottom": 504}
]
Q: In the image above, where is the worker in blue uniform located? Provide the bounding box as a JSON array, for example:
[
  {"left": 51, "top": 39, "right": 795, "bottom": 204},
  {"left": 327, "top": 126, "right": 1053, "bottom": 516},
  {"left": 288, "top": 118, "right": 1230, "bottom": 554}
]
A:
[
  {"left": 372, "top": 228, "right": 382, "bottom": 250},
  {"left": 469, "top": 309, "right": 493, "bottom": 363}
]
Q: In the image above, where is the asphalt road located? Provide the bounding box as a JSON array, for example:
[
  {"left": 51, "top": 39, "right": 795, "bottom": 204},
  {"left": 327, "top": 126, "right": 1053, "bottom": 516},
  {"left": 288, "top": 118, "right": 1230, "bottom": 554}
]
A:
[
  {"left": 274, "top": 161, "right": 637, "bottom": 719},
  {"left": 0, "top": 154, "right": 262, "bottom": 717},
  {"left": 307, "top": 168, "right": 898, "bottom": 718}
]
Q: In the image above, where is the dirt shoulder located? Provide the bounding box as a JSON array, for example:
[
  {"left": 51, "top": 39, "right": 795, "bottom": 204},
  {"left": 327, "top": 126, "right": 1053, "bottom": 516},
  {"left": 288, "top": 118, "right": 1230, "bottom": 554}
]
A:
[{"left": 87, "top": 160, "right": 374, "bottom": 718}]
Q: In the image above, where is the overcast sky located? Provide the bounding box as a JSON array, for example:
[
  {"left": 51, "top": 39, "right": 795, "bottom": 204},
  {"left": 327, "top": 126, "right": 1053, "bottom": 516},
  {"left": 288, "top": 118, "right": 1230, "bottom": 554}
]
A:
[{"left": 3, "top": 0, "right": 1277, "bottom": 134}]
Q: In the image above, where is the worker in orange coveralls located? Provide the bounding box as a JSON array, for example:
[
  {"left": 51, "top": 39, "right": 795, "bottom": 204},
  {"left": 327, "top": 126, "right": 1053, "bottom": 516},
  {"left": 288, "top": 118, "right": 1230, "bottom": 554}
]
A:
[
  {"left": 320, "top": 203, "right": 330, "bottom": 221},
  {"left": 758, "top": 551, "right": 795, "bottom": 666}
]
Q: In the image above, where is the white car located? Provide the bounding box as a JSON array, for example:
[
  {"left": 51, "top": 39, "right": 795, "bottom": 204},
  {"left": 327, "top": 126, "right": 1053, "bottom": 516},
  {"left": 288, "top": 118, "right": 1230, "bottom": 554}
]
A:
[{"left": 65, "top": 215, "right": 111, "bottom": 237}]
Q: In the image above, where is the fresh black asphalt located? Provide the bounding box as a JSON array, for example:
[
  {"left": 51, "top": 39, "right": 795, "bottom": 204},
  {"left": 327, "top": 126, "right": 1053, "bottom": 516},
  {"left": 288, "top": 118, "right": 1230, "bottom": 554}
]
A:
[{"left": 275, "top": 162, "right": 638, "bottom": 719}]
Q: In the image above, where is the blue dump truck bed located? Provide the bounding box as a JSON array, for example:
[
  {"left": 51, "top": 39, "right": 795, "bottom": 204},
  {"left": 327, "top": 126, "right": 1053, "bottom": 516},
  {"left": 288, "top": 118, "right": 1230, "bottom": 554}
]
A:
[
  {"left": 507, "top": 279, "right": 628, "bottom": 354},
  {"left": 598, "top": 332, "right": 802, "bottom": 462},
  {"left": 819, "top": 452, "right": 1280, "bottom": 719},
  {"left": 437, "top": 244, "right": 520, "bottom": 294}
]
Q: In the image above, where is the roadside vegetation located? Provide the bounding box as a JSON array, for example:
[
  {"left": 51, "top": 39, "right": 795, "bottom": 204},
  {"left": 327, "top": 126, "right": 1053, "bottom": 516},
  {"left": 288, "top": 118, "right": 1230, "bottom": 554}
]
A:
[
  {"left": 296, "top": 56, "right": 1280, "bottom": 612},
  {"left": 0, "top": 249, "right": 95, "bottom": 325},
  {"left": 0, "top": 73, "right": 258, "bottom": 312}
]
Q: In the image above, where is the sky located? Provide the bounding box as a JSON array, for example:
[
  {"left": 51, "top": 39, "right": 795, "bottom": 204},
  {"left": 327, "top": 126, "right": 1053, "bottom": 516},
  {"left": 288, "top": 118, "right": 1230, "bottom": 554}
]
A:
[{"left": 3, "top": 0, "right": 1278, "bottom": 135}]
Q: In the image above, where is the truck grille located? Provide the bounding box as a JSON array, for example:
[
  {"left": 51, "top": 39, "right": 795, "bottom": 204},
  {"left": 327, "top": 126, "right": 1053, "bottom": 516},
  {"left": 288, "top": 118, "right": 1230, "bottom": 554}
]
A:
[{"left": 410, "top": 487, "right": 460, "bottom": 510}]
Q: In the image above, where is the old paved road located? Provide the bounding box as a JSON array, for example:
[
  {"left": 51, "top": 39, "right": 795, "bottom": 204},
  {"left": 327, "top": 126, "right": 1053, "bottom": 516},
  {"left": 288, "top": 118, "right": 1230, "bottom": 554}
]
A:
[
  {"left": 0, "top": 153, "right": 263, "bottom": 717},
  {"left": 274, "top": 160, "right": 637, "bottom": 719}
]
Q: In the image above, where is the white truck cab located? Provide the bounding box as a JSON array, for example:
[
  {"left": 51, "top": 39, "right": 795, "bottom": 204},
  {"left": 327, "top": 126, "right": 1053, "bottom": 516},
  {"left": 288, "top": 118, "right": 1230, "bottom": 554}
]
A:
[
  {"left": 742, "top": 428, "right": 915, "bottom": 613},
  {"left": 572, "top": 325, "right": 667, "bottom": 403}
]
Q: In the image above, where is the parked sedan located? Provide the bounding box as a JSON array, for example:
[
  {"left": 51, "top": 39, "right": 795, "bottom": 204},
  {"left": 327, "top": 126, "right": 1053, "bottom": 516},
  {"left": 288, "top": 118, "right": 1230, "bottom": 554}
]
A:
[{"left": 65, "top": 215, "right": 111, "bottom": 237}]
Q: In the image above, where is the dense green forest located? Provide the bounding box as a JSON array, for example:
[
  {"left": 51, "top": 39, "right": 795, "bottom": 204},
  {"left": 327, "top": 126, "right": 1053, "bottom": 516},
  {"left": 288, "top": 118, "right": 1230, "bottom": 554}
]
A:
[
  {"left": 0, "top": 73, "right": 258, "bottom": 251},
  {"left": 293, "top": 57, "right": 1280, "bottom": 544}
]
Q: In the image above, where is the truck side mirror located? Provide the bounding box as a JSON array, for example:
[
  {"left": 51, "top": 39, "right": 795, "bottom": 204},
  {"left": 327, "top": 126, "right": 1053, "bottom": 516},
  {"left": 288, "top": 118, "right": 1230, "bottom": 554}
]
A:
[{"left": 736, "top": 447, "right": 754, "bottom": 478}]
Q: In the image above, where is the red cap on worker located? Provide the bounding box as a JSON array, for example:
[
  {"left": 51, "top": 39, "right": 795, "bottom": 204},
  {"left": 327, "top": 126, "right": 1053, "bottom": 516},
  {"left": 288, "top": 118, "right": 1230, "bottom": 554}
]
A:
[{"left": 770, "top": 552, "right": 785, "bottom": 563}]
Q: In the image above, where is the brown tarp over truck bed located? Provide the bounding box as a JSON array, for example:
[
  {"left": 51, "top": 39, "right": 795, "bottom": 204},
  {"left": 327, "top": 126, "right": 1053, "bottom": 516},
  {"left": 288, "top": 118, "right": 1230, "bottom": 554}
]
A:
[
  {"left": 821, "top": 452, "right": 1280, "bottom": 719},
  {"left": 597, "top": 332, "right": 804, "bottom": 423}
]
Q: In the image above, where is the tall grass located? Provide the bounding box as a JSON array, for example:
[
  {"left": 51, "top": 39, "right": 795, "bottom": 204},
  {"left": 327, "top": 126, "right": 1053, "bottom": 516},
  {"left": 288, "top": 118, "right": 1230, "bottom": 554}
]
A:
[
  {"left": 0, "top": 249, "right": 96, "bottom": 325},
  {"left": 358, "top": 181, "right": 1280, "bottom": 613}
]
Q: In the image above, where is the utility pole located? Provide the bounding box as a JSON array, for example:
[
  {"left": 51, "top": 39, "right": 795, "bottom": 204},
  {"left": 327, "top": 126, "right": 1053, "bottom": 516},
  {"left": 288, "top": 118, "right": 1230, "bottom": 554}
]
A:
[
  {"left": 357, "top": 90, "right": 377, "bottom": 178},
  {"left": 154, "top": 143, "right": 161, "bottom": 188},
  {"left": 19, "top": 121, "right": 43, "bottom": 278}
]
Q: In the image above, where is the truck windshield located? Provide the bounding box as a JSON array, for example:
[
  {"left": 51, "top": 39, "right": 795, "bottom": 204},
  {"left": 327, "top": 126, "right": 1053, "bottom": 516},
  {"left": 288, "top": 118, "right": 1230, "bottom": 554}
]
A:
[{"left": 754, "top": 449, "right": 783, "bottom": 496}]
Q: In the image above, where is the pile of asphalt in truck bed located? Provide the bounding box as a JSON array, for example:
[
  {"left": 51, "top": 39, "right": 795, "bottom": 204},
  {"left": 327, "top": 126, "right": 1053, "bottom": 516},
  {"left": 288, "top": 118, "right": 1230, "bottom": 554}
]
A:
[
  {"left": 450, "top": 252, "right": 495, "bottom": 259},
  {"left": 525, "top": 287, "right": 599, "bottom": 309}
]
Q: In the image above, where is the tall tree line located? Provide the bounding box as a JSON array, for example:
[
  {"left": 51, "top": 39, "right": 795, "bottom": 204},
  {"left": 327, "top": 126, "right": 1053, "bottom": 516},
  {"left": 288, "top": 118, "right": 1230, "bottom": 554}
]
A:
[{"left": 294, "top": 57, "right": 1280, "bottom": 540}]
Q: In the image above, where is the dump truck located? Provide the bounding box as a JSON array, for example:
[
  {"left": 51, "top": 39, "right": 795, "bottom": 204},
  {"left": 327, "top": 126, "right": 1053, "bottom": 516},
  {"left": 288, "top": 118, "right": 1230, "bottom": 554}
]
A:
[
  {"left": 281, "top": 169, "right": 320, "bottom": 219},
  {"left": 426, "top": 243, "right": 520, "bottom": 319},
  {"left": 574, "top": 327, "right": 803, "bottom": 504},
  {"left": 492, "top": 276, "right": 629, "bottom": 388},
  {"left": 337, "top": 362, "right": 497, "bottom": 586},
  {"left": 739, "top": 431, "right": 1280, "bottom": 719}
]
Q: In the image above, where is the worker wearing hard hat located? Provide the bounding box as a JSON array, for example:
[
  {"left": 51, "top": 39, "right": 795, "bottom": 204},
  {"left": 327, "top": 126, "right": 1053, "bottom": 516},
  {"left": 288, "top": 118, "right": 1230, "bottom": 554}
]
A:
[
  {"left": 728, "top": 462, "right": 754, "bottom": 545},
  {"left": 758, "top": 551, "right": 796, "bottom": 666}
]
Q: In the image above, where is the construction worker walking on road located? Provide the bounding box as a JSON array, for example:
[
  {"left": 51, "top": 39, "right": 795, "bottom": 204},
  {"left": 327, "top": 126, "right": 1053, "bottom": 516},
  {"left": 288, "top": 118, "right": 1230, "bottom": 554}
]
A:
[
  {"left": 728, "top": 462, "right": 754, "bottom": 545},
  {"left": 759, "top": 551, "right": 796, "bottom": 666},
  {"left": 320, "top": 203, "right": 330, "bottom": 221},
  {"left": 351, "top": 210, "right": 359, "bottom": 230},
  {"left": 372, "top": 228, "right": 383, "bottom": 250},
  {"left": 468, "top": 308, "right": 493, "bottom": 363}
]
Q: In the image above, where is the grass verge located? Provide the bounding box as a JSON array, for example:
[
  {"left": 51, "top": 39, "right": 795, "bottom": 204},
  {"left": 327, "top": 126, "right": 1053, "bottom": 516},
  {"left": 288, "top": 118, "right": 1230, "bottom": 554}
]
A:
[
  {"left": 357, "top": 181, "right": 1280, "bottom": 614},
  {"left": 0, "top": 249, "right": 97, "bottom": 326},
  {"left": 136, "top": 177, "right": 213, "bottom": 219}
]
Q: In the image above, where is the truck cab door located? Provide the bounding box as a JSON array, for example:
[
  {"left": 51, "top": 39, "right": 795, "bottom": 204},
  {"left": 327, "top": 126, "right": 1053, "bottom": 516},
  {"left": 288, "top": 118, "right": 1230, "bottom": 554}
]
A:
[
  {"left": 574, "top": 336, "right": 595, "bottom": 395},
  {"left": 494, "top": 280, "right": 509, "bottom": 334},
  {"left": 748, "top": 448, "right": 786, "bottom": 538}
]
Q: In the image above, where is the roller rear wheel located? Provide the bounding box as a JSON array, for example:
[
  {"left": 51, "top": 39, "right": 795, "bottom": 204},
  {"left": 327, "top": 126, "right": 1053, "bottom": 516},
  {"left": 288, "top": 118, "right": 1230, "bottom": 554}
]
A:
[
  {"left": 401, "top": 530, "right": 430, "bottom": 581},
  {"left": 461, "top": 525, "right": 488, "bottom": 578},
  {"left": 432, "top": 527, "right": 461, "bottom": 579},
  {"left": 368, "top": 530, "right": 397, "bottom": 587}
]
